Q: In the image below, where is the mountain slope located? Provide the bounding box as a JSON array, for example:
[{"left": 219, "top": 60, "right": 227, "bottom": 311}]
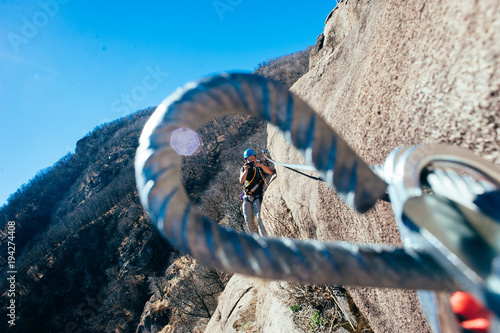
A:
[
  {"left": 1, "top": 109, "right": 174, "bottom": 332},
  {"left": 0, "top": 49, "right": 312, "bottom": 333}
]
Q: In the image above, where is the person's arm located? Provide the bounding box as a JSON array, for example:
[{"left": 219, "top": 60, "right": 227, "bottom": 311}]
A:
[
  {"left": 255, "top": 161, "right": 273, "bottom": 175},
  {"left": 240, "top": 166, "right": 249, "bottom": 183}
]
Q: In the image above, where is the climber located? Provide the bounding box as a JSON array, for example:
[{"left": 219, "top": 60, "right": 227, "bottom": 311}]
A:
[{"left": 239, "top": 149, "right": 274, "bottom": 235}]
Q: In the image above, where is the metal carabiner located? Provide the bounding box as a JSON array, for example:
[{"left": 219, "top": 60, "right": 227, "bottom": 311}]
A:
[{"left": 383, "top": 144, "right": 500, "bottom": 331}]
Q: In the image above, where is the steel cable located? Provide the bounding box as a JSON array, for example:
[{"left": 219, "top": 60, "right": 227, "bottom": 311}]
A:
[{"left": 135, "top": 73, "right": 459, "bottom": 291}]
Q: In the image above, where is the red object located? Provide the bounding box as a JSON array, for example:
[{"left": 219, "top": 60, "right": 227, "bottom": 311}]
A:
[
  {"left": 461, "top": 318, "right": 489, "bottom": 333},
  {"left": 450, "top": 291, "right": 490, "bottom": 333}
]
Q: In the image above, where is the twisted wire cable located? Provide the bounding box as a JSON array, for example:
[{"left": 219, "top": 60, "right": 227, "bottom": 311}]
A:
[{"left": 135, "top": 72, "right": 459, "bottom": 291}]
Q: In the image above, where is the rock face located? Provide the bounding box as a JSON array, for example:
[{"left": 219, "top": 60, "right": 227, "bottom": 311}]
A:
[
  {"left": 205, "top": 275, "right": 302, "bottom": 333},
  {"left": 261, "top": 0, "right": 500, "bottom": 332}
]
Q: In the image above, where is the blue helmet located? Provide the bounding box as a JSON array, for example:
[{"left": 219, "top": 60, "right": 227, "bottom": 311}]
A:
[{"left": 243, "top": 149, "right": 256, "bottom": 159}]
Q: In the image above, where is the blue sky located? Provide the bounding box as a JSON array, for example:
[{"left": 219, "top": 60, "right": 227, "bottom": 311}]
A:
[{"left": 0, "top": 0, "right": 336, "bottom": 206}]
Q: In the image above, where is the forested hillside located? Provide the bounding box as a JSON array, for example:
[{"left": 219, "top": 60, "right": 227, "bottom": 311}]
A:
[{"left": 0, "top": 48, "right": 311, "bottom": 333}]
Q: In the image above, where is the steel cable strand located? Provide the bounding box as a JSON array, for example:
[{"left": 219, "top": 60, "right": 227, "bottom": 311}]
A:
[{"left": 135, "top": 72, "right": 458, "bottom": 290}]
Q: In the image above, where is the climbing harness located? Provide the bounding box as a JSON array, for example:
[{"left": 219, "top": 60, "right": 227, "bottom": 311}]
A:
[
  {"left": 242, "top": 162, "right": 267, "bottom": 196},
  {"left": 135, "top": 73, "right": 500, "bottom": 332}
]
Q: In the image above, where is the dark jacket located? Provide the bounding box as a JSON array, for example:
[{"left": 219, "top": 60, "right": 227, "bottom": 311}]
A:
[{"left": 241, "top": 166, "right": 264, "bottom": 196}]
